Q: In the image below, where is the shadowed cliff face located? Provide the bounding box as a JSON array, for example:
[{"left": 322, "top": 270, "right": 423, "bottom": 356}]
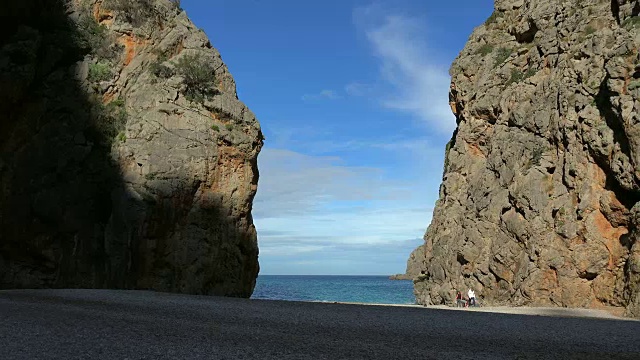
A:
[
  {"left": 0, "top": 0, "right": 262, "bottom": 297},
  {"left": 411, "top": 0, "right": 640, "bottom": 316}
]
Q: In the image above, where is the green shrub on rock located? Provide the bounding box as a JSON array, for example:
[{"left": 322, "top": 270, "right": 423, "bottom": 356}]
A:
[
  {"left": 622, "top": 16, "right": 640, "bottom": 30},
  {"left": 93, "top": 99, "right": 128, "bottom": 145},
  {"left": 174, "top": 53, "right": 218, "bottom": 103},
  {"left": 77, "top": 14, "right": 122, "bottom": 60},
  {"left": 476, "top": 44, "right": 494, "bottom": 56},
  {"left": 505, "top": 67, "right": 537, "bottom": 86},
  {"left": 77, "top": 14, "right": 107, "bottom": 49},
  {"left": 506, "top": 69, "right": 524, "bottom": 86},
  {"left": 88, "top": 61, "right": 113, "bottom": 82},
  {"left": 531, "top": 147, "right": 544, "bottom": 167},
  {"left": 585, "top": 25, "right": 596, "bottom": 36},
  {"left": 493, "top": 47, "right": 512, "bottom": 68},
  {"left": 524, "top": 67, "right": 537, "bottom": 79},
  {"left": 628, "top": 79, "right": 640, "bottom": 91},
  {"left": 103, "top": 0, "right": 155, "bottom": 27},
  {"left": 150, "top": 54, "right": 175, "bottom": 79}
]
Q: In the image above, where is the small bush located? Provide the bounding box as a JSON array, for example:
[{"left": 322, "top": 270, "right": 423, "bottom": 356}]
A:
[
  {"left": 506, "top": 69, "right": 524, "bottom": 86},
  {"left": 174, "top": 53, "right": 218, "bottom": 103},
  {"left": 106, "top": 101, "right": 128, "bottom": 127},
  {"left": 154, "top": 63, "right": 175, "bottom": 78},
  {"left": 225, "top": 124, "right": 234, "bottom": 131},
  {"left": 476, "top": 44, "right": 494, "bottom": 56},
  {"left": 76, "top": 13, "right": 123, "bottom": 61},
  {"left": 77, "top": 14, "right": 107, "bottom": 49},
  {"left": 628, "top": 80, "right": 640, "bottom": 91},
  {"left": 622, "top": 16, "right": 640, "bottom": 29},
  {"left": 150, "top": 54, "right": 175, "bottom": 79},
  {"left": 111, "top": 99, "right": 125, "bottom": 107},
  {"left": 524, "top": 146, "right": 544, "bottom": 171},
  {"left": 103, "top": 0, "right": 155, "bottom": 27},
  {"left": 494, "top": 47, "right": 512, "bottom": 68},
  {"left": 531, "top": 147, "right": 544, "bottom": 166},
  {"left": 93, "top": 99, "right": 128, "bottom": 145},
  {"left": 585, "top": 25, "right": 596, "bottom": 36},
  {"left": 505, "top": 66, "right": 537, "bottom": 87},
  {"left": 211, "top": 124, "right": 220, "bottom": 131},
  {"left": 88, "top": 61, "right": 113, "bottom": 82},
  {"left": 524, "top": 67, "right": 537, "bottom": 79}
]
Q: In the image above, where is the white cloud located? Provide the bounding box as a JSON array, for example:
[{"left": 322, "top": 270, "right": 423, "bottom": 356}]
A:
[
  {"left": 302, "top": 89, "right": 340, "bottom": 101},
  {"left": 353, "top": 5, "right": 456, "bottom": 134},
  {"left": 260, "top": 245, "right": 327, "bottom": 257},
  {"left": 253, "top": 148, "right": 401, "bottom": 219},
  {"left": 258, "top": 207, "right": 432, "bottom": 247},
  {"left": 258, "top": 233, "right": 426, "bottom": 275},
  {"left": 344, "top": 82, "right": 375, "bottom": 96},
  {"left": 253, "top": 147, "right": 434, "bottom": 273}
]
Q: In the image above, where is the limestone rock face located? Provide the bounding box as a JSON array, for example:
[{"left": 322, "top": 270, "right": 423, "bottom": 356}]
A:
[
  {"left": 0, "top": 0, "right": 262, "bottom": 297},
  {"left": 411, "top": 0, "right": 640, "bottom": 316}
]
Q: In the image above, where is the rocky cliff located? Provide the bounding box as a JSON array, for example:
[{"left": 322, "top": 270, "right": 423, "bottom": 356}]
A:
[
  {"left": 412, "top": 0, "right": 640, "bottom": 316},
  {"left": 0, "top": 0, "right": 262, "bottom": 297}
]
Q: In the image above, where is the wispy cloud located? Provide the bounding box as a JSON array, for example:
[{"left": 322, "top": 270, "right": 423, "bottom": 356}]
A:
[
  {"left": 344, "top": 82, "right": 375, "bottom": 97},
  {"left": 253, "top": 147, "right": 434, "bottom": 274},
  {"left": 263, "top": 120, "right": 448, "bottom": 157},
  {"left": 353, "top": 4, "right": 456, "bottom": 134},
  {"left": 254, "top": 148, "right": 409, "bottom": 219},
  {"left": 259, "top": 233, "right": 426, "bottom": 275},
  {"left": 302, "top": 89, "right": 341, "bottom": 101}
]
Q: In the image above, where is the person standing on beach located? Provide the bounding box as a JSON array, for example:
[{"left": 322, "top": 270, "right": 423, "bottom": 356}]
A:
[
  {"left": 468, "top": 289, "right": 476, "bottom": 307},
  {"left": 455, "top": 291, "right": 466, "bottom": 307}
]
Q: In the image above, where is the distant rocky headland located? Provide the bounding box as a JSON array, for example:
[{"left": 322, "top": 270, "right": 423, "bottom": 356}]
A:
[
  {"left": 388, "top": 274, "right": 412, "bottom": 280},
  {"left": 406, "top": 0, "right": 640, "bottom": 317},
  {"left": 389, "top": 245, "right": 425, "bottom": 280},
  {"left": 0, "top": 0, "right": 262, "bottom": 297}
]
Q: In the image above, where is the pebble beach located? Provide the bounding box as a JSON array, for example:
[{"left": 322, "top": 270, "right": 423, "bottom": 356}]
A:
[{"left": 1, "top": 289, "right": 639, "bottom": 359}]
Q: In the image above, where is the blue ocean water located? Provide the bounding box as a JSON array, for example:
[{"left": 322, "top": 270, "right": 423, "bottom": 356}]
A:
[{"left": 251, "top": 275, "right": 416, "bottom": 305}]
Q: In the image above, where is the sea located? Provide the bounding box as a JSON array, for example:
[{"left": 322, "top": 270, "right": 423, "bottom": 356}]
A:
[{"left": 251, "top": 275, "right": 416, "bottom": 305}]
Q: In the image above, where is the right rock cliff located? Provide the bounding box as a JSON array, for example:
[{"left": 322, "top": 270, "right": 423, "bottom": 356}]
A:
[{"left": 413, "top": 0, "right": 640, "bottom": 316}]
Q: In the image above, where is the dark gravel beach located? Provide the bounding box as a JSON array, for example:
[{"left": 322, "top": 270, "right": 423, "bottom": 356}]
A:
[{"left": 0, "top": 289, "right": 639, "bottom": 360}]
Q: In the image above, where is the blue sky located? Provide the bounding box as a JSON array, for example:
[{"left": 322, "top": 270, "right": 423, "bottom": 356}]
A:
[{"left": 183, "top": 0, "right": 494, "bottom": 275}]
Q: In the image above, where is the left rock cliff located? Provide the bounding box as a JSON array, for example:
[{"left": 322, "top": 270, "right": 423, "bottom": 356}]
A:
[{"left": 0, "top": 0, "right": 263, "bottom": 297}]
